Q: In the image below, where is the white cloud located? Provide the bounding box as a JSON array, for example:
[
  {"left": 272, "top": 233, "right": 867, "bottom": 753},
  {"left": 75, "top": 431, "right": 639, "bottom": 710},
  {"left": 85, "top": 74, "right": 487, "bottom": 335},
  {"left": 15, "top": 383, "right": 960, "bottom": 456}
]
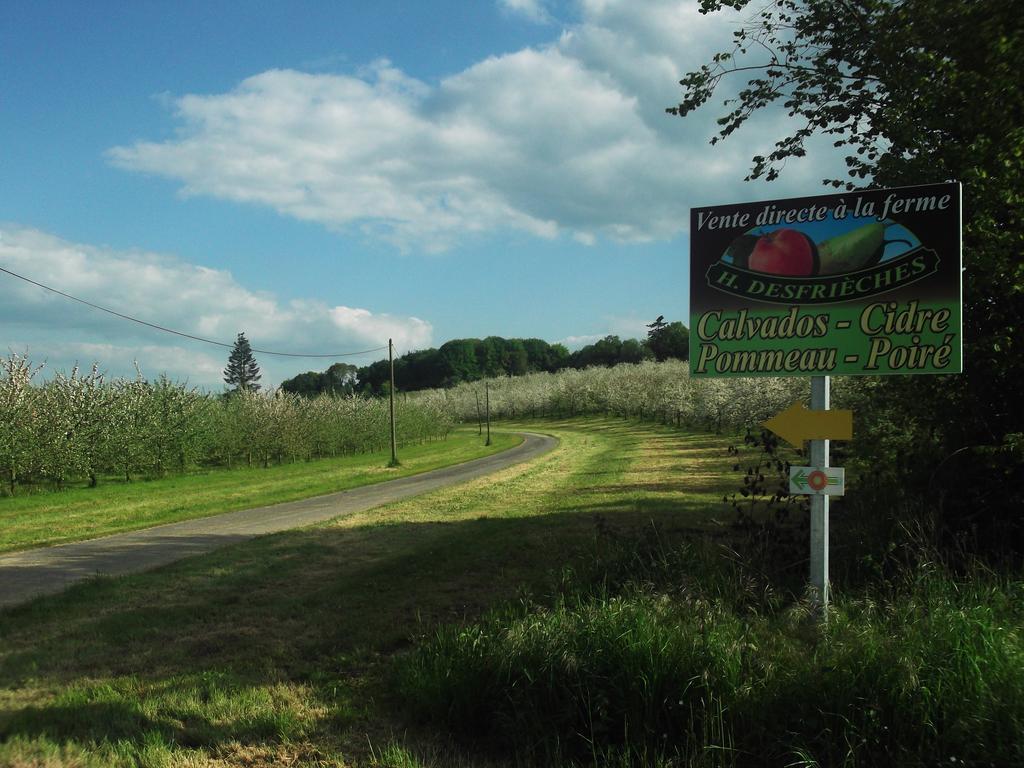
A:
[
  {"left": 559, "top": 333, "right": 605, "bottom": 349},
  {"left": 0, "top": 226, "right": 432, "bottom": 388},
  {"left": 498, "top": 0, "right": 552, "bottom": 24},
  {"left": 109, "top": 2, "right": 847, "bottom": 250},
  {"left": 559, "top": 313, "right": 653, "bottom": 349}
]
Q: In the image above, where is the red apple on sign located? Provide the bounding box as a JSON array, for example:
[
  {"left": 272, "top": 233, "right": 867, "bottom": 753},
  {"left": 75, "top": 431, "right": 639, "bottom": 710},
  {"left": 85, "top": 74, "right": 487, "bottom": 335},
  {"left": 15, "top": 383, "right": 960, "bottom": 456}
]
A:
[{"left": 747, "top": 228, "right": 817, "bottom": 276}]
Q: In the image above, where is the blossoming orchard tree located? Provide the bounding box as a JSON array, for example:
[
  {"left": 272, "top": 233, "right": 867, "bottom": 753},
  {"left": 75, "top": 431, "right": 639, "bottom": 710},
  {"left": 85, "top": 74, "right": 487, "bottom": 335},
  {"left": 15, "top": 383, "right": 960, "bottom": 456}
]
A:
[{"left": 0, "top": 353, "right": 454, "bottom": 494}]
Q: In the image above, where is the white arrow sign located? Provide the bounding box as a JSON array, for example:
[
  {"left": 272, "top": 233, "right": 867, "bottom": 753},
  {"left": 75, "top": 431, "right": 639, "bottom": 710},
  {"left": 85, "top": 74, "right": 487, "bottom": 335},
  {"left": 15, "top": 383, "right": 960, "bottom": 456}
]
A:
[{"left": 789, "top": 466, "right": 845, "bottom": 496}]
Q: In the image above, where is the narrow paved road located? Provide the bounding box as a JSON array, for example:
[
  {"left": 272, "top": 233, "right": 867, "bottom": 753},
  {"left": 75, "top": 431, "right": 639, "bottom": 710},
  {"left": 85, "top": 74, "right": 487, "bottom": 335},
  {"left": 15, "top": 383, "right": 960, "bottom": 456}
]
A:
[{"left": 0, "top": 432, "right": 557, "bottom": 609}]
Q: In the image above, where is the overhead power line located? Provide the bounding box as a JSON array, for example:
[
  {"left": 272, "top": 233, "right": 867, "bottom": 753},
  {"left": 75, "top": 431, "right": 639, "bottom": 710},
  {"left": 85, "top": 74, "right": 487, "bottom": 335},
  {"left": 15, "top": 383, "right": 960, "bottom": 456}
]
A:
[{"left": 0, "top": 265, "right": 388, "bottom": 359}]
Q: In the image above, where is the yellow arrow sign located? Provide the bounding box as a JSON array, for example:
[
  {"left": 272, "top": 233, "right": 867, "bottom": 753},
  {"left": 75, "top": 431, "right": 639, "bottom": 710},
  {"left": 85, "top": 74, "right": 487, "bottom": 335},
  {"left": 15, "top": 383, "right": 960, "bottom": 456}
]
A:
[{"left": 762, "top": 401, "right": 853, "bottom": 447}]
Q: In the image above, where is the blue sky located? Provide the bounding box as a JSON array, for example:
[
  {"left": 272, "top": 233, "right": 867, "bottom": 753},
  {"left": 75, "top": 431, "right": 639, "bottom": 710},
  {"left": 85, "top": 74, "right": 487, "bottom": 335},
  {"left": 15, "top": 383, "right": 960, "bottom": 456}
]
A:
[{"left": 1, "top": 0, "right": 844, "bottom": 388}]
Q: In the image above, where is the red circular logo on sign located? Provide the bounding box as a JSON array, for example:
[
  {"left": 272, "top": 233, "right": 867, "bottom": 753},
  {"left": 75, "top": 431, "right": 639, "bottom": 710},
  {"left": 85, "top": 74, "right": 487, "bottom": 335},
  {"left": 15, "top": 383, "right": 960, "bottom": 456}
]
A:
[{"left": 807, "top": 470, "right": 828, "bottom": 492}]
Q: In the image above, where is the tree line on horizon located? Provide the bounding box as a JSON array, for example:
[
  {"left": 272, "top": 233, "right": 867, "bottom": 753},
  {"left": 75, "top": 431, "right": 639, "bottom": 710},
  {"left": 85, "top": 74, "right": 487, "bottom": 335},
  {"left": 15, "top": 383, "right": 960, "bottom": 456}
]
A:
[{"left": 280, "top": 319, "right": 690, "bottom": 396}]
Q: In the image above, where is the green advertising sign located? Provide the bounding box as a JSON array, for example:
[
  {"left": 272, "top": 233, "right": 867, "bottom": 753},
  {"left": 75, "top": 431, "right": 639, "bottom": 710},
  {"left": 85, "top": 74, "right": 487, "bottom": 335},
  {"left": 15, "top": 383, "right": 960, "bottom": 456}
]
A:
[{"left": 689, "top": 182, "right": 962, "bottom": 378}]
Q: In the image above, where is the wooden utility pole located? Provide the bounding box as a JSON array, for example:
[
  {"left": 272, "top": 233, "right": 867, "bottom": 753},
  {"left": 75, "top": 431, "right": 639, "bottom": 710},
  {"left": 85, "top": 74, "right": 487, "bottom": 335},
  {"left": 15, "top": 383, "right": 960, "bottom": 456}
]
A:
[
  {"left": 388, "top": 338, "right": 399, "bottom": 467},
  {"left": 485, "top": 381, "right": 491, "bottom": 446}
]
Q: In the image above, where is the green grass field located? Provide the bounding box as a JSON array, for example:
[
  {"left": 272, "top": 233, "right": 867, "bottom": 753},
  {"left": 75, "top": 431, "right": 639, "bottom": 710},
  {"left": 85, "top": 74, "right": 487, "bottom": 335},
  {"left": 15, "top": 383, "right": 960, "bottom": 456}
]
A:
[
  {"left": 2, "top": 418, "right": 1020, "bottom": 767},
  {"left": 0, "top": 419, "right": 737, "bottom": 766},
  {"left": 0, "top": 429, "right": 520, "bottom": 553}
]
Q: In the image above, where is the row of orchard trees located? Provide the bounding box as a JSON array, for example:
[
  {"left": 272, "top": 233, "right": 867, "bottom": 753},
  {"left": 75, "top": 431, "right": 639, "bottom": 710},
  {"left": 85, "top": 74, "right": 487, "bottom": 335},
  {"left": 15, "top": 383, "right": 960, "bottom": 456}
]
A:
[
  {"left": 419, "top": 360, "right": 846, "bottom": 435},
  {"left": 0, "top": 354, "right": 454, "bottom": 495}
]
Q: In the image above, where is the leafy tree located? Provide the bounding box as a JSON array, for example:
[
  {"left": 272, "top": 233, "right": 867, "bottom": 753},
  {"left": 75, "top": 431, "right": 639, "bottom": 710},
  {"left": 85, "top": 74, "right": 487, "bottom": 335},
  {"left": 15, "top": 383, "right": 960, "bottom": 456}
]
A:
[
  {"left": 279, "top": 371, "right": 323, "bottom": 397},
  {"left": 402, "top": 349, "right": 445, "bottom": 389},
  {"left": 281, "top": 362, "right": 358, "bottom": 397},
  {"left": 357, "top": 358, "right": 392, "bottom": 395},
  {"left": 618, "top": 339, "right": 650, "bottom": 365},
  {"left": 668, "top": 0, "right": 1024, "bottom": 556},
  {"left": 501, "top": 339, "right": 530, "bottom": 376},
  {"left": 475, "top": 338, "right": 504, "bottom": 379},
  {"left": 323, "top": 362, "right": 358, "bottom": 393},
  {"left": 354, "top": 336, "right": 574, "bottom": 393},
  {"left": 646, "top": 315, "right": 666, "bottom": 337},
  {"left": 646, "top": 317, "right": 690, "bottom": 362},
  {"left": 569, "top": 335, "right": 654, "bottom": 369},
  {"left": 439, "top": 339, "right": 480, "bottom": 384},
  {"left": 523, "top": 338, "right": 570, "bottom": 372},
  {"left": 223, "top": 332, "right": 261, "bottom": 393}
]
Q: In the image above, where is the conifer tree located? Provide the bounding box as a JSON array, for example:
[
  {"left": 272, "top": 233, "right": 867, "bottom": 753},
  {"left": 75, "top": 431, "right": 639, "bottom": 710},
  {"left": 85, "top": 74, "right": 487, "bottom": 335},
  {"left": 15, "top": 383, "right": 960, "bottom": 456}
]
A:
[{"left": 223, "top": 332, "right": 261, "bottom": 393}]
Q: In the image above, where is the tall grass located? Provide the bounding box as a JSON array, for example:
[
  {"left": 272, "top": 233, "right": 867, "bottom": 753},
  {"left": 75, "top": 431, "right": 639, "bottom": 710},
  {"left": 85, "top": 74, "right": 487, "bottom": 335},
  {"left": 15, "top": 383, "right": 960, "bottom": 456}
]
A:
[{"left": 394, "top": 529, "right": 1024, "bottom": 766}]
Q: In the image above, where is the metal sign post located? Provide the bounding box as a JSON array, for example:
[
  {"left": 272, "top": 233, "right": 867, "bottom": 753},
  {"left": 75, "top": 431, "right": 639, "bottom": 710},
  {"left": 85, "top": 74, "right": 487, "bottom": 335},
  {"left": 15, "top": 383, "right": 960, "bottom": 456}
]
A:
[
  {"left": 809, "top": 375, "right": 829, "bottom": 614},
  {"left": 689, "top": 183, "right": 962, "bottom": 622}
]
